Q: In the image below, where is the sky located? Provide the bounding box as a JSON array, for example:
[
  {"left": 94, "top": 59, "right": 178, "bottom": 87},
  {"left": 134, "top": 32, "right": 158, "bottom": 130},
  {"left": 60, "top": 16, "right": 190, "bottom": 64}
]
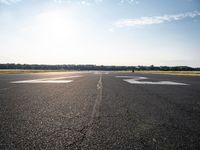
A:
[{"left": 0, "top": 0, "right": 200, "bottom": 67}]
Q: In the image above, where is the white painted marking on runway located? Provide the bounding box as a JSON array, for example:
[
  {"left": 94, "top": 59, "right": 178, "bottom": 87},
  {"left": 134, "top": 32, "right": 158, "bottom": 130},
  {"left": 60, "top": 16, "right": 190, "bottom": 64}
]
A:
[
  {"left": 12, "top": 80, "right": 73, "bottom": 83},
  {"left": 116, "top": 76, "right": 147, "bottom": 80},
  {"left": 0, "top": 85, "right": 19, "bottom": 91},
  {"left": 124, "top": 79, "right": 188, "bottom": 85},
  {"left": 11, "top": 75, "right": 82, "bottom": 84},
  {"left": 116, "top": 76, "right": 188, "bottom": 85},
  {"left": 91, "top": 73, "right": 103, "bottom": 121},
  {"left": 94, "top": 71, "right": 109, "bottom": 75},
  {"left": 87, "top": 73, "right": 103, "bottom": 136},
  {"left": 33, "top": 75, "right": 82, "bottom": 81}
]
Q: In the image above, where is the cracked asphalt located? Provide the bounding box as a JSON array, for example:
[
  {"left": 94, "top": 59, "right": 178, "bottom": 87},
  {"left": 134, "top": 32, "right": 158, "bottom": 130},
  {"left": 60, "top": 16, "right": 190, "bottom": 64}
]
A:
[{"left": 0, "top": 71, "right": 200, "bottom": 149}]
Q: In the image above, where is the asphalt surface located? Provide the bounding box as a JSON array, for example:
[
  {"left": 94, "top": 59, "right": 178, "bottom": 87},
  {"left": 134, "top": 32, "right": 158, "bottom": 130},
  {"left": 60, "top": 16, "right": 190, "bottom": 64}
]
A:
[{"left": 0, "top": 71, "right": 200, "bottom": 150}]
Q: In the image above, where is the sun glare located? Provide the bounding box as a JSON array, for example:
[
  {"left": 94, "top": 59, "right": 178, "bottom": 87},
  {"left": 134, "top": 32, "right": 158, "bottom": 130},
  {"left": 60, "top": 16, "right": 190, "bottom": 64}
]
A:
[{"left": 36, "top": 10, "right": 78, "bottom": 40}]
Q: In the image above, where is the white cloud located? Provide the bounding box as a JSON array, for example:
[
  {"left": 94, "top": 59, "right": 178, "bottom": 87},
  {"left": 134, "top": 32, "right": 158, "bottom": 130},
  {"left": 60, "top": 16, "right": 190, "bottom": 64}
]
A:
[
  {"left": 0, "top": 0, "right": 21, "bottom": 5},
  {"left": 54, "top": 0, "right": 101, "bottom": 5},
  {"left": 79, "top": 1, "right": 91, "bottom": 6},
  {"left": 115, "top": 11, "right": 200, "bottom": 27},
  {"left": 54, "top": 0, "right": 62, "bottom": 4},
  {"left": 53, "top": 0, "right": 139, "bottom": 5},
  {"left": 119, "top": 0, "right": 139, "bottom": 5}
]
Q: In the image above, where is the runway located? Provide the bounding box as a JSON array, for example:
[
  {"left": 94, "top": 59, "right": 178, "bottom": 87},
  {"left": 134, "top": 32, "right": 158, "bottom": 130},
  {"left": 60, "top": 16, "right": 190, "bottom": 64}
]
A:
[{"left": 0, "top": 71, "right": 200, "bottom": 149}]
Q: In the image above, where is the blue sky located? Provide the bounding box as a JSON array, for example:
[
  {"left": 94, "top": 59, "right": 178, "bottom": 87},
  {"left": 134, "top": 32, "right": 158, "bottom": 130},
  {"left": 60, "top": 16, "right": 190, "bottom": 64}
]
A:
[{"left": 0, "top": 0, "right": 200, "bottom": 67}]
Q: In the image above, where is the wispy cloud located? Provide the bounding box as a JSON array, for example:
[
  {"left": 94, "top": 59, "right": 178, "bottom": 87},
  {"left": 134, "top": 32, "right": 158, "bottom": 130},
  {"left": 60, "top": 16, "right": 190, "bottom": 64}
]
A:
[
  {"left": 54, "top": 0, "right": 103, "bottom": 5},
  {"left": 115, "top": 11, "right": 200, "bottom": 27},
  {"left": 54, "top": 0, "right": 139, "bottom": 5},
  {"left": 119, "top": 0, "right": 139, "bottom": 5},
  {"left": 0, "top": 0, "right": 21, "bottom": 5}
]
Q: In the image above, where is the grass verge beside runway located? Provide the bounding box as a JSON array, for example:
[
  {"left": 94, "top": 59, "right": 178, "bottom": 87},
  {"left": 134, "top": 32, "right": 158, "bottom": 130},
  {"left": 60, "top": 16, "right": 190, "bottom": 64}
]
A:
[
  {"left": 0, "top": 69, "right": 71, "bottom": 74},
  {"left": 135, "top": 71, "right": 200, "bottom": 76}
]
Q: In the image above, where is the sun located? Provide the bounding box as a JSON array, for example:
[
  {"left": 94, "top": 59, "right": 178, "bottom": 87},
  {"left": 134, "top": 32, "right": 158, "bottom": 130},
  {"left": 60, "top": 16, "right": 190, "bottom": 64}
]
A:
[{"left": 37, "top": 10, "right": 76, "bottom": 39}]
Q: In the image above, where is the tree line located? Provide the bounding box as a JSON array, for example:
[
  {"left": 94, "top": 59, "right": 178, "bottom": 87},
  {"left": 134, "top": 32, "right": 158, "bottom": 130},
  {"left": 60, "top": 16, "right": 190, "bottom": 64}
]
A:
[{"left": 0, "top": 63, "right": 199, "bottom": 71}]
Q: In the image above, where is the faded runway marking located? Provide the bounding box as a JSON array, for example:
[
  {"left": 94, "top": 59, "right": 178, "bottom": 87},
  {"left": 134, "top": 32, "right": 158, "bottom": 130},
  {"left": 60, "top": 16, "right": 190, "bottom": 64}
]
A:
[
  {"left": 12, "top": 80, "right": 73, "bottom": 83},
  {"left": 93, "top": 71, "right": 109, "bottom": 75},
  {"left": 0, "top": 85, "right": 19, "bottom": 91},
  {"left": 86, "top": 73, "right": 103, "bottom": 136},
  {"left": 116, "top": 76, "right": 188, "bottom": 85},
  {"left": 11, "top": 75, "right": 82, "bottom": 83},
  {"left": 90, "top": 73, "right": 103, "bottom": 123}
]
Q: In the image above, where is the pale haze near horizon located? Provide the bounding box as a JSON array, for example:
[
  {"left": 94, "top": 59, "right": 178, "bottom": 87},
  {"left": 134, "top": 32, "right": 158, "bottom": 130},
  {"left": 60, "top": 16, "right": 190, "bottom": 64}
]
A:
[{"left": 0, "top": 0, "right": 200, "bottom": 67}]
